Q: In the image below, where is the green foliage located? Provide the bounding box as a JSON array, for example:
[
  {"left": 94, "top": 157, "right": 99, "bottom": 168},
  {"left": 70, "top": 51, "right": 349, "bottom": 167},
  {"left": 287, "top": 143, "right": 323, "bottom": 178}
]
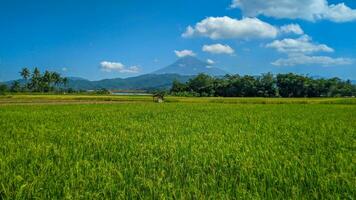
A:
[
  {"left": 0, "top": 101, "right": 355, "bottom": 199},
  {"left": 20, "top": 67, "right": 30, "bottom": 80},
  {"left": 171, "top": 73, "right": 355, "bottom": 97},
  {"left": 95, "top": 88, "right": 111, "bottom": 95},
  {"left": 10, "top": 81, "right": 21, "bottom": 92},
  {"left": 171, "top": 80, "right": 188, "bottom": 93},
  {"left": 14, "top": 68, "right": 67, "bottom": 93},
  {"left": 187, "top": 74, "right": 215, "bottom": 96},
  {"left": 0, "top": 84, "right": 8, "bottom": 95}
]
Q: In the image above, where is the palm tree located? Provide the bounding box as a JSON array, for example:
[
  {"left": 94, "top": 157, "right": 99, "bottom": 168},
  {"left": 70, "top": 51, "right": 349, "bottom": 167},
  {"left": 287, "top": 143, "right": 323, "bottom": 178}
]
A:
[
  {"left": 30, "top": 67, "right": 41, "bottom": 92},
  {"left": 20, "top": 67, "right": 30, "bottom": 91},
  {"left": 51, "top": 72, "right": 61, "bottom": 87},
  {"left": 20, "top": 67, "right": 30, "bottom": 80},
  {"left": 62, "top": 77, "right": 68, "bottom": 88},
  {"left": 33, "top": 67, "right": 41, "bottom": 78},
  {"left": 42, "top": 71, "right": 53, "bottom": 92}
]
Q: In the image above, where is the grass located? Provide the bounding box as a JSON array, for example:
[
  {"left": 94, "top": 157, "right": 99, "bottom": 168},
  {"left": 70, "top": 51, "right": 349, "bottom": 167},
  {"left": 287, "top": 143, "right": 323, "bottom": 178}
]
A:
[
  {"left": 1, "top": 94, "right": 356, "bottom": 105},
  {"left": 0, "top": 95, "right": 355, "bottom": 199}
]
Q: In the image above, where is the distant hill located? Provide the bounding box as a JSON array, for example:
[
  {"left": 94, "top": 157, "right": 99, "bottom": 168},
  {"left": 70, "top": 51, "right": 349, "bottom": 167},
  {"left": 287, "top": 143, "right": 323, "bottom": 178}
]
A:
[
  {"left": 0, "top": 74, "right": 193, "bottom": 91},
  {"left": 56, "top": 56, "right": 228, "bottom": 90},
  {"left": 66, "top": 77, "right": 89, "bottom": 81},
  {"left": 66, "top": 74, "right": 194, "bottom": 90},
  {"left": 153, "top": 56, "right": 227, "bottom": 76}
]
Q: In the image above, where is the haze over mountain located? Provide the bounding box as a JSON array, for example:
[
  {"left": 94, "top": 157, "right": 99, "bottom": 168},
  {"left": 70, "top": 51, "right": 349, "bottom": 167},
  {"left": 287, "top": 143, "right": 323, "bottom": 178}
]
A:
[{"left": 153, "top": 56, "right": 227, "bottom": 76}]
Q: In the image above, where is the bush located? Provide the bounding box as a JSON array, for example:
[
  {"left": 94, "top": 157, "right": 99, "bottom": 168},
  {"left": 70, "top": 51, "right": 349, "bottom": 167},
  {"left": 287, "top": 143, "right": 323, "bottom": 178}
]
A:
[
  {"left": 0, "top": 84, "right": 8, "bottom": 95},
  {"left": 95, "top": 88, "right": 111, "bottom": 95}
]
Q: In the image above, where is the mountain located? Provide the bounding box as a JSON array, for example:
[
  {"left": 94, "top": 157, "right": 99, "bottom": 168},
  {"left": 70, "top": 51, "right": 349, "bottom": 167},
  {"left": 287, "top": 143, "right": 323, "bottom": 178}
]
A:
[
  {"left": 1, "top": 74, "right": 193, "bottom": 91},
  {"left": 66, "top": 76, "right": 89, "bottom": 81},
  {"left": 66, "top": 74, "right": 193, "bottom": 90},
  {"left": 0, "top": 57, "right": 228, "bottom": 91},
  {"left": 153, "top": 56, "right": 227, "bottom": 76}
]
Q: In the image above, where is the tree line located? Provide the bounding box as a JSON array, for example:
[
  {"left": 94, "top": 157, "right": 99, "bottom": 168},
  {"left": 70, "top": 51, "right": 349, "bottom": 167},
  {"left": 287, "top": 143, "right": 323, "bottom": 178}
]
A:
[
  {"left": 170, "top": 73, "right": 356, "bottom": 97},
  {"left": 0, "top": 68, "right": 68, "bottom": 94}
]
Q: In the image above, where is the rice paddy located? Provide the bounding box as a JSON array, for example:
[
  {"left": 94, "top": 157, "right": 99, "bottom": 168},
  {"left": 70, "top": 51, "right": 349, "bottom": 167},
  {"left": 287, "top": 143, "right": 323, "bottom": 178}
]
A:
[{"left": 0, "top": 95, "right": 355, "bottom": 199}]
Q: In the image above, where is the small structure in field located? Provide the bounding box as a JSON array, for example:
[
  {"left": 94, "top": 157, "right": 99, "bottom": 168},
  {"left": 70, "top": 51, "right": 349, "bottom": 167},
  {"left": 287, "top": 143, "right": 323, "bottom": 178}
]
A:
[{"left": 153, "top": 93, "right": 164, "bottom": 103}]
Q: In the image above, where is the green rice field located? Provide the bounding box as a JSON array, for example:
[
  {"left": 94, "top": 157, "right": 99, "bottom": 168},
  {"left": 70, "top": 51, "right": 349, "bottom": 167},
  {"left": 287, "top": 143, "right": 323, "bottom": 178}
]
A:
[{"left": 0, "top": 95, "right": 355, "bottom": 199}]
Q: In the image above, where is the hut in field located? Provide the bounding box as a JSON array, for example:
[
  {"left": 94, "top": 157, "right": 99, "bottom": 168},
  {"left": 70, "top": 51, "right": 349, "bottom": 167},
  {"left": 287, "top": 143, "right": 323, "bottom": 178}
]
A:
[{"left": 153, "top": 93, "right": 164, "bottom": 103}]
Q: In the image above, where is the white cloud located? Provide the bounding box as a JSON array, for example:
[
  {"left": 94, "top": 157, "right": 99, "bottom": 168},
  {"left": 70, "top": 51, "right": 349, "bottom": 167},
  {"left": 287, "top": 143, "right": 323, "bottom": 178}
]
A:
[
  {"left": 206, "top": 59, "right": 215, "bottom": 65},
  {"left": 121, "top": 66, "right": 140, "bottom": 73},
  {"left": 272, "top": 54, "right": 353, "bottom": 66},
  {"left": 61, "top": 67, "right": 68, "bottom": 72},
  {"left": 203, "top": 44, "right": 235, "bottom": 54},
  {"left": 230, "top": 0, "right": 356, "bottom": 22},
  {"left": 182, "top": 16, "right": 278, "bottom": 39},
  {"left": 280, "top": 24, "right": 304, "bottom": 35},
  {"left": 266, "top": 35, "right": 334, "bottom": 55},
  {"left": 325, "top": 3, "right": 356, "bottom": 22},
  {"left": 100, "top": 61, "right": 140, "bottom": 73},
  {"left": 266, "top": 34, "right": 353, "bottom": 66},
  {"left": 174, "top": 50, "right": 196, "bottom": 57}
]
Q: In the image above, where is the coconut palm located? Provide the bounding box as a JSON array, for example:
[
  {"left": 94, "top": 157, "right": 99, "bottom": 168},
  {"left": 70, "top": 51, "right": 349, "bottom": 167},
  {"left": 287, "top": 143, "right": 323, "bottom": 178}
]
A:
[
  {"left": 62, "top": 77, "right": 68, "bottom": 88},
  {"left": 51, "top": 72, "right": 61, "bottom": 87},
  {"left": 20, "top": 67, "right": 31, "bottom": 91},
  {"left": 20, "top": 68, "right": 30, "bottom": 80},
  {"left": 30, "top": 67, "right": 41, "bottom": 92}
]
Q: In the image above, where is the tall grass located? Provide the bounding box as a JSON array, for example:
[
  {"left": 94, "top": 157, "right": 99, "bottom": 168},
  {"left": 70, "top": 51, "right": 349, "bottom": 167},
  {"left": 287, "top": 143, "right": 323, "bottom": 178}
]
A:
[{"left": 0, "top": 102, "right": 355, "bottom": 199}]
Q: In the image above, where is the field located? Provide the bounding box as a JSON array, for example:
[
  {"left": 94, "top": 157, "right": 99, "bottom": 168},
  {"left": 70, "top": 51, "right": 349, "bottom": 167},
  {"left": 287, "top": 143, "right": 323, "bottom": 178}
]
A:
[{"left": 0, "top": 95, "right": 355, "bottom": 199}]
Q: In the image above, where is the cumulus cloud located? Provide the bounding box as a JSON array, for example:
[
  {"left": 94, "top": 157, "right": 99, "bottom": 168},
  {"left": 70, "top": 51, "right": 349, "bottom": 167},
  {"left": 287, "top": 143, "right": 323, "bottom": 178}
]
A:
[
  {"left": 100, "top": 61, "right": 140, "bottom": 73},
  {"left": 174, "top": 50, "right": 196, "bottom": 57},
  {"left": 272, "top": 54, "right": 353, "bottom": 66},
  {"left": 266, "top": 34, "right": 353, "bottom": 66},
  {"left": 203, "top": 44, "right": 235, "bottom": 54},
  {"left": 325, "top": 3, "right": 356, "bottom": 22},
  {"left": 182, "top": 16, "right": 278, "bottom": 40},
  {"left": 230, "top": 0, "right": 356, "bottom": 22},
  {"left": 266, "top": 35, "right": 334, "bottom": 55},
  {"left": 280, "top": 24, "right": 304, "bottom": 35},
  {"left": 206, "top": 59, "right": 215, "bottom": 65}
]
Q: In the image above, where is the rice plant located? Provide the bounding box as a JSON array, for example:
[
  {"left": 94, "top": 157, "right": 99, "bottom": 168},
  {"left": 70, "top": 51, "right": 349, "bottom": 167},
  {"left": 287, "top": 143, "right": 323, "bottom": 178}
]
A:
[{"left": 0, "top": 99, "right": 355, "bottom": 199}]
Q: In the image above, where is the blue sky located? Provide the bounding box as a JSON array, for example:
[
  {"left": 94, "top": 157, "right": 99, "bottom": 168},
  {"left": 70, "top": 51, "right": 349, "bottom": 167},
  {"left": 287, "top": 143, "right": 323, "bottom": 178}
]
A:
[{"left": 1, "top": 0, "right": 356, "bottom": 81}]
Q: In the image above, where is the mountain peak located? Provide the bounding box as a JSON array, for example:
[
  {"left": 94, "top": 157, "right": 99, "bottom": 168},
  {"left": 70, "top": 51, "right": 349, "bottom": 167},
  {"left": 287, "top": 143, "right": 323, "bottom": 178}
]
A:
[
  {"left": 153, "top": 57, "right": 227, "bottom": 76},
  {"left": 176, "top": 55, "right": 200, "bottom": 61},
  {"left": 174, "top": 56, "right": 205, "bottom": 65}
]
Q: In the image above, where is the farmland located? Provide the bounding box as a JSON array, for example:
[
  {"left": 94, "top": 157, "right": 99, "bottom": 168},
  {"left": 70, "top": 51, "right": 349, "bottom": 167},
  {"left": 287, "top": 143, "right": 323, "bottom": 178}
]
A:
[{"left": 0, "top": 95, "right": 355, "bottom": 199}]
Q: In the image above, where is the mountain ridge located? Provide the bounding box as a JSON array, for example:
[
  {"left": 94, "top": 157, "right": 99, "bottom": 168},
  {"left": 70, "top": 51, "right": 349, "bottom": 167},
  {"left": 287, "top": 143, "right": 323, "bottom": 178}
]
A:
[{"left": 1, "top": 74, "right": 194, "bottom": 91}]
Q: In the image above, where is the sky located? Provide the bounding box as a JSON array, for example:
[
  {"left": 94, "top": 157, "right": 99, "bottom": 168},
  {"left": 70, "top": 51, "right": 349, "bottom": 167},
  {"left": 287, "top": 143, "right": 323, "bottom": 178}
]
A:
[{"left": 1, "top": 0, "right": 356, "bottom": 81}]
